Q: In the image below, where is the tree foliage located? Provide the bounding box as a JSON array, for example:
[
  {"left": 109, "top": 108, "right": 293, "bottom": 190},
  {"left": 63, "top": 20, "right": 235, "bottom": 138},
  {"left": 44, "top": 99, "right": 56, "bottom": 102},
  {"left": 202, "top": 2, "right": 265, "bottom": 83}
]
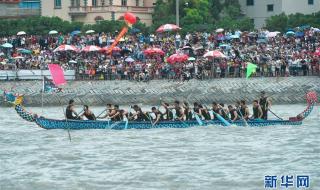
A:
[
  {"left": 266, "top": 12, "right": 320, "bottom": 32},
  {"left": 152, "top": 0, "right": 253, "bottom": 33}
]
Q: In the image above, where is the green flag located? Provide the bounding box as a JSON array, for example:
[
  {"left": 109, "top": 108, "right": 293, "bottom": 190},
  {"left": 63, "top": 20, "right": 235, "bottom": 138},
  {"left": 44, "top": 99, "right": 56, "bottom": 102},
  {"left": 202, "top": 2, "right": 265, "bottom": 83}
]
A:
[{"left": 246, "top": 62, "right": 257, "bottom": 79}]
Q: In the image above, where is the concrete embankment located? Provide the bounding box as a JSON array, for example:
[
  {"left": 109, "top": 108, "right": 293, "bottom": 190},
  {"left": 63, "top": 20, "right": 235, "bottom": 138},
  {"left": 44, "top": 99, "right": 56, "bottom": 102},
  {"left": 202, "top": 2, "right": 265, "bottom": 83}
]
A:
[{"left": 0, "top": 77, "right": 319, "bottom": 107}]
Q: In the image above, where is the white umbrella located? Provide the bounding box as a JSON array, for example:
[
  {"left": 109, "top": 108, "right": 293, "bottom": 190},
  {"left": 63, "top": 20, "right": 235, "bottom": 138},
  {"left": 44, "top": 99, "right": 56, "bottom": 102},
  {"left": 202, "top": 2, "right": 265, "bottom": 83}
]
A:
[
  {"left": 14, "top": 56, "right": 24, "bottom": 59},
  {"left": 216, "top": 28, "right": 224, "bottom": 33},
  {"left": 266, "top": 31, "right": 281, "bottom": 38},
  {"left": 188, "top": 57, "right": 196, "bottom": 61},
  {"left": 86, "top": 30, "right": 95, "bottom": 34},
  {"left": 81, "top": 45, "right": 101, "bottom": 52},
  {"left": 69, "top": 60, "right": 77, "bottom": 64},
  {"left": 125, "top": 57, "right": 135, "bottom": 62},
  {"left": 204, "top": 50, "right": 227, "bottom": 58},
  {"left": 49, "top": 30, "right": 58, "bottom": 35},
  {"left": 17, "top": 31, "right": 26, "bottom": 36}
]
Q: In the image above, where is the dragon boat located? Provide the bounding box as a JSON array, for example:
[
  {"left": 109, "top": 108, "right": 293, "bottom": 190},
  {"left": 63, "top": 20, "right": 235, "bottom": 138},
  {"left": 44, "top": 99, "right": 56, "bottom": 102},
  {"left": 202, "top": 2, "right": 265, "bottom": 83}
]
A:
[{"left": 14, "top": 92, "right": 317, "bottom": 130}]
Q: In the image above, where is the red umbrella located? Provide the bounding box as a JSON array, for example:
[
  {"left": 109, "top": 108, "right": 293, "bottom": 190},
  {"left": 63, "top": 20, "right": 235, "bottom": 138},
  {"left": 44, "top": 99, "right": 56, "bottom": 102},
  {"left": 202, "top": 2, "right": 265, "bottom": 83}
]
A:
[
  {"left": 100, "top": 46, "right": 121, "bottom": 53},
  {"left": 53, "top": 45, "right": 79, "bottom": 52},
  {"left": 167, "top": 53, "right": 189, "bottom": 64},
  {"left": 144, "top": 48, "right": 165, "bottom": 56},
  {"left": 203, "top": 50, "right": 227, "bottom": 58},
  {"left": 315, "top": 48, "right": 320, "bottom": 56},
  {"left": 81, "top": 45, "right": 101, "bottom": 52},
  {"left": 156, "top": 24, "right": 181, "bottom": 33}
]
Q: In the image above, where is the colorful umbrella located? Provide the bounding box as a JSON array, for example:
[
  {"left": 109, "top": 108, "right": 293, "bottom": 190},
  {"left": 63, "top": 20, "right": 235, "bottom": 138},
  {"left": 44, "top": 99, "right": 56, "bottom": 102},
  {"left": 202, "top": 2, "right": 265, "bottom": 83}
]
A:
[
  {"left": 17, "top": 31, "right": 26, "bottom": 36},
  {"left": 85, "top": 30, "right": 95, "bottom": 34},
  {"left": 17, "top": 48, "right": 32, "bottom": 54},
  {"left": 81, "top": 45, "right": 101, "bottom": 52},
  {"left": 1, "top": 43, "right": 13, "bottom": 48},
  {"left": 100, "top": 46, "right": 121, "bottom": 53},
  {"left": 156, "top": 24, "right": 181, "bottom": 33},
  {"left": 53, "top": 45, "right": 79, "bottom": 52},
  {"left": 314, "top": 48, "right": 320, "bottom": 56},
  {"left": 203, "top": 50, "right": 226, "bottom": 58},
  {"left": 167, "top": 53, "right": 189, "bottom": 64},
  {"left": 49, "top": 30, "right": 58, "bottom": 35},
  {"left": 71, "top": 30, "right": 81, "bottom": 36},
  {"left": 144, "top": 48, "right": 165, "bottom": 56},
  {"left": 286, "top": 31, "right": 295, "bottom": 36}
]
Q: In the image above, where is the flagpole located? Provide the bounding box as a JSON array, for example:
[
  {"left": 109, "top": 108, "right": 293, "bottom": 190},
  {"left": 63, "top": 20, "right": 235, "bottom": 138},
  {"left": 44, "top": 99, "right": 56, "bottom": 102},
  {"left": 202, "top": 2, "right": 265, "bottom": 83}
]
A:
[{"left": 41, "top": 72, "right": 44, "bottom": 114}]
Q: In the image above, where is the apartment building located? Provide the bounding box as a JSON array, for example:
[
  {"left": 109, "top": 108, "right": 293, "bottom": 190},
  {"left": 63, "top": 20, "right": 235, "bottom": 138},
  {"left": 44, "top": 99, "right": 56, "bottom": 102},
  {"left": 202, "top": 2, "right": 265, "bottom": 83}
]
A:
[
  {"left": 239, "top": 0, "right": 320, "bottom": 28},
  {"left": 41, "top": 0, "right": 156, "bottom": 26}
]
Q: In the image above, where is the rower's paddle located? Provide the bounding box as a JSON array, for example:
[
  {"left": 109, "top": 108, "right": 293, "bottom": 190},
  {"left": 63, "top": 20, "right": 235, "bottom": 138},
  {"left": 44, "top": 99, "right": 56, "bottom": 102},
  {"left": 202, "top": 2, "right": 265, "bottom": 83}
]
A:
[
  {"left": 268, "top": 108, "right": 283, "bottom": 120},
  {"left": 96, "top": 109, "right": 107, "bottom": 118},
  {"left": 237, "top": 108, "right": 249, "bottom": 127},
  {"left": 202, "top": 103, "right": 231, "bottom": 127},
  {"left": 125, "top": 105, "right": 131, "bottom": 129}
]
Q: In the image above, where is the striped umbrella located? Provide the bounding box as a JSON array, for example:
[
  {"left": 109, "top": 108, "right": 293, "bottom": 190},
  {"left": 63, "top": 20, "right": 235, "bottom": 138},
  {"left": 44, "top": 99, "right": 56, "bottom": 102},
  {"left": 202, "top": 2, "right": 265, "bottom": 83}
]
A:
[
  {"left": 156, "top": 24, "right": 181, "bottom": 33},
  {"left": 203, "top": 50, "right": 227, "bottom": 58},
  {"left": 81, "top": 45, "right": 101, "bottom": 52},
  {"left": 53, "top": 45, "right": 79, "bottom": 52}
]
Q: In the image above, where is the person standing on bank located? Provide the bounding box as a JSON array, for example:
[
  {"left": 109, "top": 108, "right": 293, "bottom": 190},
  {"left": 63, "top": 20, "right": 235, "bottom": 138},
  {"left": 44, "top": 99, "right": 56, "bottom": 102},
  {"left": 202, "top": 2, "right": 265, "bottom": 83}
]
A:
[
  {"left": 66, "top": 99, "right": 80, "bottom": 120},
  {"left": 259, "top": 91, "right": 272, "bottom": 119}
]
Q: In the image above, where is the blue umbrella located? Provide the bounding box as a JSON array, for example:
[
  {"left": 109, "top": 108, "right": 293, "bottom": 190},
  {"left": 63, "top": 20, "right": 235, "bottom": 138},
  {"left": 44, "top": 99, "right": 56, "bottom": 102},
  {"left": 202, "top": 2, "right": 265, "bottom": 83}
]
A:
[
  {"left": 286, "top": 31, "right": 295, "bottom": 36},
  {"left": 230, "top": 35, "right": 240, "bottom": 39},
  {"left": 257, "top": 38, "right": 267, "bottom": 43},
  {"left": 71, "top": 30, "right": 81, "bottom": 36},
  {"left": 1, "top": 43, "right": 13, "bottom": 48},
  {"left": 295, "top": 32, "right": 304, "bottom": 37},
  {"left": 219, "top": 44, "right": 231, "bottom": 49}
]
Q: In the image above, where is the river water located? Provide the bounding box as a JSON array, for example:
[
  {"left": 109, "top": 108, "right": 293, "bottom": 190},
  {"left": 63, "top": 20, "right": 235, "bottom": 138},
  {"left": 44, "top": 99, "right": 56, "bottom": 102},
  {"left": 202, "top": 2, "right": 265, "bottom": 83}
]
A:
[{"left": 0, "top": 104, "right": 319, "bottom": 190}]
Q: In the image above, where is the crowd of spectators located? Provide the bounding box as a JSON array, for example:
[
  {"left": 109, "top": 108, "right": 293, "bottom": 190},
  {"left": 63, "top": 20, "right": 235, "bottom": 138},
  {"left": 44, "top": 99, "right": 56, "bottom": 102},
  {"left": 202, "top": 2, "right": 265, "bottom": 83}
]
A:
[{"left": 0, "top": 27, "right": 319, "bottom": 81}]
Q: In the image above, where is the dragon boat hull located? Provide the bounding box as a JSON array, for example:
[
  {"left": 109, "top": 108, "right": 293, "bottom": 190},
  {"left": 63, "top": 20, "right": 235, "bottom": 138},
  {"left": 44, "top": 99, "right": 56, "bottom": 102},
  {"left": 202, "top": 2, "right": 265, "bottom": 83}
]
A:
[
  {"left": 34, "top": 117, "right": 303, "bottom": 130},
  {"left": 13, "top": 91, "right": 317, "bottom": 130}
]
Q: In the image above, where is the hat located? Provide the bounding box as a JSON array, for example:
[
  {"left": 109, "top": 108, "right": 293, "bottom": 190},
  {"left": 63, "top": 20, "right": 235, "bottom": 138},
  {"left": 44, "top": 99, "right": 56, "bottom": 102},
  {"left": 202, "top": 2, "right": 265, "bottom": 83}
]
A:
[{"left": 261, "top": 91, "right": 266, "bottom": 94}]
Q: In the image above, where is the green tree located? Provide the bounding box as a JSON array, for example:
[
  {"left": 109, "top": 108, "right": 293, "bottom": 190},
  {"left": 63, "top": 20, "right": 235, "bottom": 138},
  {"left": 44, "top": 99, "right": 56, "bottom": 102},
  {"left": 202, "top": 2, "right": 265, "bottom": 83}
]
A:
[{"left": 265, "top": 13, "right": 288, "bottom": 32}]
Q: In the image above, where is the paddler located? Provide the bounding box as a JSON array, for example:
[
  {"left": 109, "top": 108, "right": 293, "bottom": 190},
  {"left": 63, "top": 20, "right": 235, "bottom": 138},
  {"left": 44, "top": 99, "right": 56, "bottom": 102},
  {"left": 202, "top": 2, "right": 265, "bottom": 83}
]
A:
[
  {"left": 228, "top": 105, "right": 239, "bottom": 122},
  {"left": 81, "top": 105, "right": 96, "bottom": 120},
  {"left": 173, "top": 100, "right": 185, "bottom": 121},
  {"left": 182, "top": 102, "right": 192, "bottom": 120},
  {"left": 65, "top": 99, "right": 81, "bottom": 120},
  {"left": 239, "top": 100, "right": 250, "bottom": 120},
  {"left": 259, "top": 91, "right": 272, "bottom": 119},
  {"left": 251, "top": 100, "right": 263, "bottom": 119},
  {"left": 130, "top": 105, "right": 147, "bottom": 121},
  {"left": 211, "top": 102, "right": 222, "bottom": 120},
  {"left": 98, "top": 104, "right": 115, "bottom": 120},
  {"left": 150, "top": 107, "right": 163, "bottom": 125},
  {"left": 162, "top": 102, "right": 173, "bottom": 120}
]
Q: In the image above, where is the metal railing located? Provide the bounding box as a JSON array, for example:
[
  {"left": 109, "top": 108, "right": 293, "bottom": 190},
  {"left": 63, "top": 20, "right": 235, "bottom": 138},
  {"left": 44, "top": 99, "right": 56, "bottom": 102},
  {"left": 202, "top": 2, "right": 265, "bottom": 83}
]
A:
[{"left": 69, "top": 5, "right": 153, "bottom": 14}]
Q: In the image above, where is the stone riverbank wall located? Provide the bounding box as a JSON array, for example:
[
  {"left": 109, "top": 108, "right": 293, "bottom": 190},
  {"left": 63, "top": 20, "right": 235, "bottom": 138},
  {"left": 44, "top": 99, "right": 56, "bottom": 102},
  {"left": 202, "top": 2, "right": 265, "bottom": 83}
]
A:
[{"left": 0, "top": 77, "right": 319, "bottom": 107}]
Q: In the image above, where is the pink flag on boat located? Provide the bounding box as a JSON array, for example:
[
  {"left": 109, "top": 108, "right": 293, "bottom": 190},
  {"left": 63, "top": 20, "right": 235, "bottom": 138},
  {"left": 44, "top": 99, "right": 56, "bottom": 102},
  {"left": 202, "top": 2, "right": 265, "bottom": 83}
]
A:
[{"left": 48, "top": 64, "right": 66, "bottom": 86}]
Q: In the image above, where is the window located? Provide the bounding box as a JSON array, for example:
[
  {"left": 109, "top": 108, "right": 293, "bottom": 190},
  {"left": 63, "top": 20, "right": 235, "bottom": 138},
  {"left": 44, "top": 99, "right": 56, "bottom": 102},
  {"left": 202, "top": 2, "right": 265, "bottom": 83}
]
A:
[
  {"left": 246, "top": 0, "right": 254, "bottom": 6},
  {"left": 136, "top": 0, "right": 139, "bottom": 6},
  {"left": 109, "top": 0, "right": 113, "bottom": 5},
  {"left": 92, "top": 0, "right": 97, "bottom": 6},
  {"left": 101, "top": 0, "right": 105, "bottom": 6},
  {"left": 308, "top": 0, "right": 314, "bottom": 5},
  {"left": 54, "top": 0, "right": 61, "bottom": 8},
  {"left": 111, "top": 12, "right": 115, "bottom": 21},
  {"left": 121, "top": 0, "right": 127, "bottom": 6},
  {"left": 267, "top": 4, "right": 274, "bottom": 12},
  {"left": 71, "top": 0, "right": 80, "bottom": 7}
]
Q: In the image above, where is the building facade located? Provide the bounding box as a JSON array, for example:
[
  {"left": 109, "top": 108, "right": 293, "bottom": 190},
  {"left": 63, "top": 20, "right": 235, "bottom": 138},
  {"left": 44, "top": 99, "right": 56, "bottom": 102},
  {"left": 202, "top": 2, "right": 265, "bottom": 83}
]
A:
[
  {"left": 41, "top": 0, "right": 156, "bottom": 26},
  {"left": 239, "top": 0, "right": 320, "bottom": 28},
  {"left": 0, "top": 0, "right": 40, "bottom": 19}
]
